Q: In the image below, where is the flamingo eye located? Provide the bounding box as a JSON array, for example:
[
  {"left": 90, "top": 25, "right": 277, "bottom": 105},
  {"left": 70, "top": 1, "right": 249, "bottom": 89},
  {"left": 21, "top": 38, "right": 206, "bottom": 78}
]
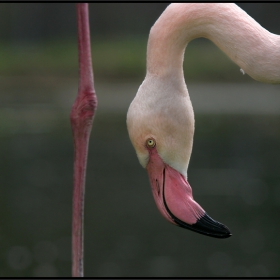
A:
[{"left": 146, "top": 138, "right": 156, "bottom": 148}]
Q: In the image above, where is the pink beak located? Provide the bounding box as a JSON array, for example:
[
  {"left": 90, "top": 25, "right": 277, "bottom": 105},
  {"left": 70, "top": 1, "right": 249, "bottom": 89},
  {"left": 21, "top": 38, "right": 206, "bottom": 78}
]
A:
[{"left": 146, "top": 147, "right": 231, "bottom": 238}]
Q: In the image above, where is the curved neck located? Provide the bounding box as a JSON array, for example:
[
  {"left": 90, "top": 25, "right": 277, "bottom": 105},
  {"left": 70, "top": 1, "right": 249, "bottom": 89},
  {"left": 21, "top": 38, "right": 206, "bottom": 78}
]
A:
[{"left": 147, "top": 3, "right": 280, "bottom": 83}]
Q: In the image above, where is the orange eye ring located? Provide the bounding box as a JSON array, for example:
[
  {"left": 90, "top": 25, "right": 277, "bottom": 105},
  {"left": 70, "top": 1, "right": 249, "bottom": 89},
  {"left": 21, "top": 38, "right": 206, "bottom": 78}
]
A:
[{"left": 146, "top": 138, "right": 156, "bottom": 148}]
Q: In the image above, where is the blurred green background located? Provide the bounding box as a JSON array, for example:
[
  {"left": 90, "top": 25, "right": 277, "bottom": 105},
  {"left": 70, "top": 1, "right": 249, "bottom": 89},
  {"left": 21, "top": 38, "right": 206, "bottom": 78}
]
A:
[{"left": 0, "top": 3, "right": 280, "bottom": 277}]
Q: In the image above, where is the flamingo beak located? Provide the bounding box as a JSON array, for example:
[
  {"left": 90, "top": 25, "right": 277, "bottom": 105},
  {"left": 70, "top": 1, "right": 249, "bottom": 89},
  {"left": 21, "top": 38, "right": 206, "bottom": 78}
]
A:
[{"left": 146, "top": 148, "right": 232, "bottom": 238}]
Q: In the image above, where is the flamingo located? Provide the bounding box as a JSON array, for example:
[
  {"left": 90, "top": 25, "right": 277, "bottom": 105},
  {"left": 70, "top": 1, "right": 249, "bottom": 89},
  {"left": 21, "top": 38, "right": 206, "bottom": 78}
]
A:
[
  {"left": 71, "top": 3, "right": 96, "bottom": 277},
  {"left": 127, "top": 3, "right": 280, "bottom": 239}
]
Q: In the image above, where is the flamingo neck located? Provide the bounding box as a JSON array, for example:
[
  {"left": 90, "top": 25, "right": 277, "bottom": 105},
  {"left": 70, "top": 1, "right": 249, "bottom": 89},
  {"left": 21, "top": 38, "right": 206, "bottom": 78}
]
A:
[{"left": 147, "top": 3, "right": 280, "bottom": 83}]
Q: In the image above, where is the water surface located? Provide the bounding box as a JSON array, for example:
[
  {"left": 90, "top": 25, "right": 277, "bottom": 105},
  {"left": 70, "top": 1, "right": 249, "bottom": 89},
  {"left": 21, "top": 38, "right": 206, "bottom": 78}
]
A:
[{"left": 0, "top": 78, "right": 279, "bottom": 277}]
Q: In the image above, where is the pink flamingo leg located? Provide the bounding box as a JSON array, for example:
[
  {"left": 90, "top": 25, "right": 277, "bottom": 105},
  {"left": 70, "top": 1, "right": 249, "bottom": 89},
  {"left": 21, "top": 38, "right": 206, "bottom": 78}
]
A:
[{"left": 71, "top": 3, "right": 97, "bottom": 277}]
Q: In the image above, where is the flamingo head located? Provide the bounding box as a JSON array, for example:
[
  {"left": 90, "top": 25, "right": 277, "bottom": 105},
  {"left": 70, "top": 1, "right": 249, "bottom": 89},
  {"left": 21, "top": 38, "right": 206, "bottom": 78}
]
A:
[{"left": 127, "top": 76, "right": 231, "bottom": 238}]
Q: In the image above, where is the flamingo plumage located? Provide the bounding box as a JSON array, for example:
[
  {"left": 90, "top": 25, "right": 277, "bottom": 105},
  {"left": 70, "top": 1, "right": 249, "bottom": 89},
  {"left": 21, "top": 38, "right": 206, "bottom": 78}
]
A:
[{"left": 126, "top": 3, "right": 280, "bottom": 238}]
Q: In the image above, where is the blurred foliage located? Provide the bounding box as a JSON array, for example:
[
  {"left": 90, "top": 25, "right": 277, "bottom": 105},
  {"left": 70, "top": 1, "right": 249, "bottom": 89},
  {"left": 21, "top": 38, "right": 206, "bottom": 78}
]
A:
[
  {"left": 0, "top": 38, "right": 252, "bottom": 83},
  {"left": 0, "top": 3, "right": 280, "bottom": 82},
  {"left": 0, "top": 3, "right": 278, "bottom": 83}
]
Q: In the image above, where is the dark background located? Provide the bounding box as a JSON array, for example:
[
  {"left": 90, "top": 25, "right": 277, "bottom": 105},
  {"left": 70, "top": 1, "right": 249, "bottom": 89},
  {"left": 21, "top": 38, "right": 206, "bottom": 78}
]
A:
[{"left": 0, "top": 3, "right": 279, "bottom": 43}]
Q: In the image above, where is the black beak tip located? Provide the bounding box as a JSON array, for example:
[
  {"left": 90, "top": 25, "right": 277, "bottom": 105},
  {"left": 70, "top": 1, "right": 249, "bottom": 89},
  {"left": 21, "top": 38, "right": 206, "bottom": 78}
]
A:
[
  {"left": 193, "top": 212, "right": 232, "bottom": 239},
  {"left": 173, "top": 211, "right": 232, "bottom": 238}
]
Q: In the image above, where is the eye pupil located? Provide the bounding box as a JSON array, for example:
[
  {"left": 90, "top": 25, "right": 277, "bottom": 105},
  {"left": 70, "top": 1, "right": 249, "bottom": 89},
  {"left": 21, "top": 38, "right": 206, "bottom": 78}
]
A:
[{"left": 146, "top": 138, "right": 156, "bottom": 148}]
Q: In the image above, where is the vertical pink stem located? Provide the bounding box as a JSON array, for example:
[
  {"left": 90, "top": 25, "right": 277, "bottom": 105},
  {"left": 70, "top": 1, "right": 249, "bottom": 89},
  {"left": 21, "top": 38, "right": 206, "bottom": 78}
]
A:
[{"left": 71, "top": 3, "right": 97, "bottom": 277}]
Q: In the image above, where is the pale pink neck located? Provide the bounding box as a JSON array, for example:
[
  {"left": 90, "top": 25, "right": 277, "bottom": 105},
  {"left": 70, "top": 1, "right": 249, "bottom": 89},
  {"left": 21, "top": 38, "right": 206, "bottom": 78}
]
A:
[{"left": 147, "top": 3, "right": 280, "bottom": 83}]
